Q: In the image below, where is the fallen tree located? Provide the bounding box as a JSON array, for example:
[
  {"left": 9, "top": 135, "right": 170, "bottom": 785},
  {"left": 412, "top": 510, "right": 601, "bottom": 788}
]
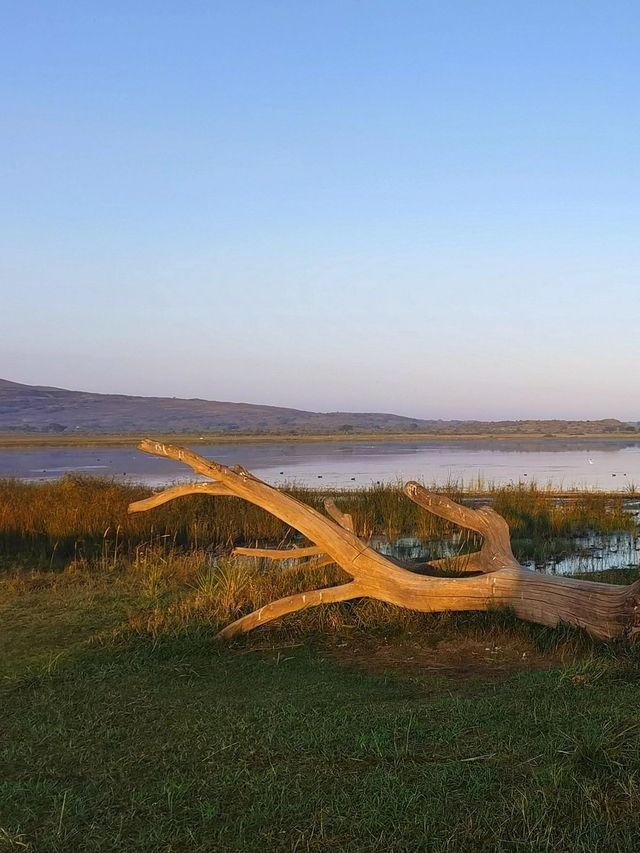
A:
[{"left": 128, "top": 440, "right": 640, "bottom": 641}]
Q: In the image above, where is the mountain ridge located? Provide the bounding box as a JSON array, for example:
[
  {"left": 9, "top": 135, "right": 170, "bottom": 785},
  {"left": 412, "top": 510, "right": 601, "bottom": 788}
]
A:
[{"left": 0, "top": 378, "right": 635, "bottom": 436}]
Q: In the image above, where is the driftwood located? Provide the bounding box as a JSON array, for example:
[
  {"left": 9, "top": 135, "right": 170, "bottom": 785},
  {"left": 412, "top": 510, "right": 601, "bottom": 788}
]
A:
[{"left": 128, "top": 440, "right": 640, "bottom": 641}]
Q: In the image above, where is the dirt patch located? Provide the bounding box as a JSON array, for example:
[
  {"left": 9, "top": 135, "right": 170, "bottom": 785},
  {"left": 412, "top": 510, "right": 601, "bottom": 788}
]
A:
[{"left": 324, "top": 635, "right": 558, "bottom": 679}]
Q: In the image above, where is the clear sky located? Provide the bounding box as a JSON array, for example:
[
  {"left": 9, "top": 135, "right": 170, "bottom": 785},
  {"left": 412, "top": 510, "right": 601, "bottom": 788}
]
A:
[{"left": 2, "top": 1, "right": 639, "bottom": 420}]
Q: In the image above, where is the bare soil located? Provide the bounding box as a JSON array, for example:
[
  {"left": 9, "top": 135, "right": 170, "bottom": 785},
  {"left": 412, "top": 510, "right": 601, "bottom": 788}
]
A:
[{"left": 325, "top": 634, "right": 560, "bottom": 679}]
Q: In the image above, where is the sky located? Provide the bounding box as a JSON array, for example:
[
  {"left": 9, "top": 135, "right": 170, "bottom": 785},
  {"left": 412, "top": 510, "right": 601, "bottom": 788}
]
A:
[{"left": 1, "top": 1, "right": 639, "bottom": 420}]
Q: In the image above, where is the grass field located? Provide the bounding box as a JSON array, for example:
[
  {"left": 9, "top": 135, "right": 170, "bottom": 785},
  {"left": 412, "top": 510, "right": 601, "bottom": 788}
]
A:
[{"left": 2, "top": 479, "right": 640, "bottom": 851}]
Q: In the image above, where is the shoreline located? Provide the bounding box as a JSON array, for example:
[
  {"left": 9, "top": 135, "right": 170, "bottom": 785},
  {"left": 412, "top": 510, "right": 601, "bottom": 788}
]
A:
[
  {"left": 0, "top": 474, "right": 637, "bottom": 501},
  {"left": 1, "top": 430, "right": 639, "bottom": 449}
]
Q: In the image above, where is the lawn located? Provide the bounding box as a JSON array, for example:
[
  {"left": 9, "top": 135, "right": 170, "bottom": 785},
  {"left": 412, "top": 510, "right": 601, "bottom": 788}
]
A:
[{"left": 3, "top": 577, "right": 640, "bottom": 853}]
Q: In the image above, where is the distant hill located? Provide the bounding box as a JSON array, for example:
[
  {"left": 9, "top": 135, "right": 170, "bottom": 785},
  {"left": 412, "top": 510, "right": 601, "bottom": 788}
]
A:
[{"left": 0, "top": 378, "right": 636, "bottom": 436}]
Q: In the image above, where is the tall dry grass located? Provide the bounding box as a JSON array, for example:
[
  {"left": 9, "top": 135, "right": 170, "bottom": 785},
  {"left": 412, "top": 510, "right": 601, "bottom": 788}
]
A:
[{"left": 0, "top": 476, "right": 635, "bottom": 570}]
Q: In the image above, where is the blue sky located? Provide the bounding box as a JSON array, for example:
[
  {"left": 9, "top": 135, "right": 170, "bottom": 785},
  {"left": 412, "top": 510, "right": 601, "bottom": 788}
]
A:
[{"left": 2, "top": 1, "right": 639, "bottom": 419}]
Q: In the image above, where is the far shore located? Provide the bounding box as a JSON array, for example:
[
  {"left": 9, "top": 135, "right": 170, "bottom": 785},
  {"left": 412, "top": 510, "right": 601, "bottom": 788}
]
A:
[{"left": 1, "top": 431, "right": 639, "bottom": 449}]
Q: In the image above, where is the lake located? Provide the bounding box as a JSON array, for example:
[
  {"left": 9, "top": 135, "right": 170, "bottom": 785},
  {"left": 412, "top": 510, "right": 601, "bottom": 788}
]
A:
[{"left": 2, "top": 437, "right": 640, "bottom": 490}]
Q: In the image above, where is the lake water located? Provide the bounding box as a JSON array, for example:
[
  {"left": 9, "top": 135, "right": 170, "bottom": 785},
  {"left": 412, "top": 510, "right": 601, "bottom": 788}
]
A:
[
  {"left": 378, "top": 530, "right": 640, "bottom": 577},
  {"left": 3, "top": 438, "right": 640, "bottom": 490}
]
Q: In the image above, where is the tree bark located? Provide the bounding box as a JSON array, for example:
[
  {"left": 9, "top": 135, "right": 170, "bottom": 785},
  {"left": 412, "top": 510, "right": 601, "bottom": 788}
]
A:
[{"left": 128, "top": 441, "right": 640, "bottom": 641}]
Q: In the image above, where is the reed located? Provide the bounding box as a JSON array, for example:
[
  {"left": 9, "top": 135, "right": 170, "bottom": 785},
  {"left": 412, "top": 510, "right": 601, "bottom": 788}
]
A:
[
  {"left": 491, "top": 482, "right": 635, "bottom": 536},
  {"left": 0, "top": 476, "right": 636, "bottom": 570}
]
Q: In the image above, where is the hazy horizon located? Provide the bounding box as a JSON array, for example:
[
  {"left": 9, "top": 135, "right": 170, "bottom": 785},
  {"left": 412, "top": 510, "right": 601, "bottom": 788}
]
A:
[{"left": 3, "top": 2, "right": 639, "bottom": 421}]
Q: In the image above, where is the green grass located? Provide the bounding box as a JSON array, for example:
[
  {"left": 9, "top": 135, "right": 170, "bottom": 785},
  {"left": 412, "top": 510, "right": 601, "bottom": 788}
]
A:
[{"left": 3, "top": 580, "right": 640, "bottom": 852}]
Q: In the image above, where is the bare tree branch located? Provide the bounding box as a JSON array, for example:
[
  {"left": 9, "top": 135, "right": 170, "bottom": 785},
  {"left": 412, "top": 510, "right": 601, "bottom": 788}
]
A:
[
  {"left": 218, "top": 582, "right": 362, "bottom": 640},
  {"left": 324, "top": 498, "right": 355, "bottom": 532},
  {"left": 128, "top": 482, "right": 235, "bottom": 514},
  {"left": 404, "top": 482, "right": 516, "bottom": 573},
  {"left": 233, "top": 545, "right": 325, "bottom": 560},
  {"left": 129, "top": 441, "right": 640, "bottom": 641}
]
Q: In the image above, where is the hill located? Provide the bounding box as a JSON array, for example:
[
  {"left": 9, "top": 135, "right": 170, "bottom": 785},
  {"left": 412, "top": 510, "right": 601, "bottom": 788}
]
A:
[{"left": 0, "top": 378, "right": 635, "bottom": 436}]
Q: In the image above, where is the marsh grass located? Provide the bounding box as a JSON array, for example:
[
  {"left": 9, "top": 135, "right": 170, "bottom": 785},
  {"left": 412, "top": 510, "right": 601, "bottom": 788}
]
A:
[
  {"left": 0, "top": 476, "right": 312, "bottom": 566},
  {"left": 492, "top": 485, "right": 635, "bottom": 537},
  {"left": 0, "top": 476, "right": 635, "bottom": 567}
]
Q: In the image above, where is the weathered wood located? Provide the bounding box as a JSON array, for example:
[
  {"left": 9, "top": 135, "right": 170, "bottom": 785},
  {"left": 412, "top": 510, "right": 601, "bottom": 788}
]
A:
[
  {"left": 233, "top": 545, "right": 325, "bottom": 560},
  {"left": 129, "top": 441, "right": 640, "bottom": 641},
  {"left": 323, "top": 498, "right": 355, "bottom": 532},
  {"left": 128, "top": 482, "right": 235, "bottom": 513},
  {"left": 404, "top": 482, "right": 517, "bottom": 573},
  {"left": 424, "top": 552, "right": 491, "bottom": 573},
  {"left": 217, "top": 582, "right": 361, "bottom": 640}
]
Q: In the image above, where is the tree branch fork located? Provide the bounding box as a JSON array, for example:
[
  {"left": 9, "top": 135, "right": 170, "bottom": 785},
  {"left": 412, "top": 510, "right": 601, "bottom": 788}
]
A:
[{"left": 128, "top": 440, "right": 640, "bottom": 641}]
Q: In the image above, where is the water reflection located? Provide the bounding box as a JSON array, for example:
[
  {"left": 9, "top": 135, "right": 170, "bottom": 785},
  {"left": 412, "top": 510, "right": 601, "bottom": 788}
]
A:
[
  {"left": 4, "top": 438, "right": 640, "bottom": 490},
  {"left": 376, "top": 531, "right": 640, "bottom": 578}
]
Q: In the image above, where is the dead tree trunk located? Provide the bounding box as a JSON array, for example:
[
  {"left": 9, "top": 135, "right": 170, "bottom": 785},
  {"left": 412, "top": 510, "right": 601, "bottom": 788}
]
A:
[{"left": 128, "top": 441, "right": 640, "bottom": 641}]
